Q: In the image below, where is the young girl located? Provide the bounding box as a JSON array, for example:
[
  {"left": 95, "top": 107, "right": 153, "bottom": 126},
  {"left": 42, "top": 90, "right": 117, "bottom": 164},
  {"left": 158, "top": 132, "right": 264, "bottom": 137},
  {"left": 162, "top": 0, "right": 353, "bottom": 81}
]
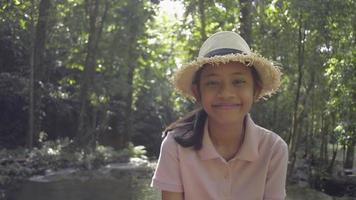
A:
[{"left": 151, "top": 31, "right": 288, "bottom": 200}]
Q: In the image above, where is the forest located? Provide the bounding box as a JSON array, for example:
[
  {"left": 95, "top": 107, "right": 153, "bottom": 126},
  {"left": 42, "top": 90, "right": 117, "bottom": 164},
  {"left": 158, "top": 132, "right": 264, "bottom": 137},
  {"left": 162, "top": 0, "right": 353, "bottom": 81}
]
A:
[{"left": 0, "top": 0, "right": 355, "bottom": 199}]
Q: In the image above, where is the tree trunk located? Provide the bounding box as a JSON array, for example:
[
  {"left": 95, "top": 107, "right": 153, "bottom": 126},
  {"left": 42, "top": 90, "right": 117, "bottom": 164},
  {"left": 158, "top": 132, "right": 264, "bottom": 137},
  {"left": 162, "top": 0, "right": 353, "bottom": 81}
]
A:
[
  {"left": 198, "top": 0, "right": 207, "bottom": 42},
  {"left": 239, "top": 0, "right": 252, "bottom": 44},
  {"left": 327, "top": 142, "right": 338, "bottom": 173},
  {"left": 77, "top": 0, "right": 108, "bottom": 148},
  {"left": 121, "top": 0, "right": 142, "bottom": 147},
  {"left": 304, "top": 116, "right": 310, "bottom": 156},
  {"left": 28, "top": 0, "right": 51, "bottom": 148},
  {"left": 271, "top": 37, "right": 278, "bottom": 128},
  {"left": 342, "top": 144, "right": 346, "bottom": 164},
  {"left": 287, "top": 12, "right": 305, "bottom": 177},
  {"left": 306, "top": 108, "right": 315, "bottom": 158},
  {"left": 344, "top": 139, "right": 355, "bottom": 174},
  {"left": 344, "top": 96, "right": 356, "bottom": 173},
  {"left": 123, "top": 62, "right": 135, "bottom": 147},
  {"left": 320, "top": 112, "right": 332, "bottom": 169}
]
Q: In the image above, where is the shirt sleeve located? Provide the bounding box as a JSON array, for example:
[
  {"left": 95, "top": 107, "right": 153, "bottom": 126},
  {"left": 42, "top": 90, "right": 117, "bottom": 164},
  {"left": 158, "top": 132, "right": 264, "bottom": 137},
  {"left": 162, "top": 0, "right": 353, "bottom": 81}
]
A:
[
  {"left": 151, "top": 133, "right": 183, "bottom": 192},
  {"left": 264, "top": 138, "right": 289, "bottom": 200}
]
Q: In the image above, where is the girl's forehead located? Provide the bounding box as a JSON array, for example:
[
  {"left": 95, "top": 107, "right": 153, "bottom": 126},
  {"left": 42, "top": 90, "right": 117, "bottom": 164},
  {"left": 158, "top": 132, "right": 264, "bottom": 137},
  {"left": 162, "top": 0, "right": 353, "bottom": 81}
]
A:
[{"left": 201, "top": 62, "right": 250, "bottom": 76}]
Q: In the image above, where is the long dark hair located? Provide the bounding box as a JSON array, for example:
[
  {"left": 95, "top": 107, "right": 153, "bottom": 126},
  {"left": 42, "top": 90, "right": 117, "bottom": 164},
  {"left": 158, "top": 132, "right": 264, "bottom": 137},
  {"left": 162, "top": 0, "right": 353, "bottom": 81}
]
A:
[
  {"left": 162, "top": 65, "right": 207, "bottom": 150},
  {"left": 163, "top": 108, "right": 207, "bottom": 150}
]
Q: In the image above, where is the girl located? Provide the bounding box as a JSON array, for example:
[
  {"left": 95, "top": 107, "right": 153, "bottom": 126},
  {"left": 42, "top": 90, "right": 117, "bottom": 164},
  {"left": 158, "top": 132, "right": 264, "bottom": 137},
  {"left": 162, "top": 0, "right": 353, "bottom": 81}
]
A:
[{"left": 151, "top": 31, "right": 288, "bottom": 200}]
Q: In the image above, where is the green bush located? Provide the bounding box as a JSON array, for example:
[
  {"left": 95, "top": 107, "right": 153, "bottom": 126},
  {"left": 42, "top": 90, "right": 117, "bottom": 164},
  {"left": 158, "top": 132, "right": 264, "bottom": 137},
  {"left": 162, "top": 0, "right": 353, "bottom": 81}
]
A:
[{"left": 0, "top": 138, "right": 147, "bottom": 189}]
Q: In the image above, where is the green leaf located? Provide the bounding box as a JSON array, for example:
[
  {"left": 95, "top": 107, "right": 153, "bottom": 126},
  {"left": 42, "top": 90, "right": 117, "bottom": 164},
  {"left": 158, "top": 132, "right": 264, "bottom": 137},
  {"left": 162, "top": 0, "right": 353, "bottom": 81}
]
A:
[
  {"left": 19, "top": 19, "right": 26, "bottom": 29},
  {"left": 14, "top": 0, "right": 21, "bottom": 6}
]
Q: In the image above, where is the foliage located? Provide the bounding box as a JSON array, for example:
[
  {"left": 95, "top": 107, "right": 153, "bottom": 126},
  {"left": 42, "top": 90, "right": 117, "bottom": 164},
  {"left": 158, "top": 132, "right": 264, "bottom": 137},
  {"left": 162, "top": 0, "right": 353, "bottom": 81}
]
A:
[
  {"left": 0, "top": 73, "right": 28, "bottom": 147},
  {"left": 127, "top": 143, "right": 148, "bottom": 160}
]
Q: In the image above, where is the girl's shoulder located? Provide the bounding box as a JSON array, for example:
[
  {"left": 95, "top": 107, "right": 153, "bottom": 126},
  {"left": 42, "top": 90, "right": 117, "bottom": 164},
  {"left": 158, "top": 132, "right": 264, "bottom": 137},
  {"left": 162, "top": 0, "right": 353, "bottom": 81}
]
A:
[
  {"left": 163, "top": 121, "right": 194, "bottom": 138},
  {"left": 161, "top": 121, "right": 197, "bottom": 150},
  {"left": 253, "top": 123, "right": 288, "bottom": 148},
  {"left": 160, "top": 123, "right": 195, "bottom": 155}
]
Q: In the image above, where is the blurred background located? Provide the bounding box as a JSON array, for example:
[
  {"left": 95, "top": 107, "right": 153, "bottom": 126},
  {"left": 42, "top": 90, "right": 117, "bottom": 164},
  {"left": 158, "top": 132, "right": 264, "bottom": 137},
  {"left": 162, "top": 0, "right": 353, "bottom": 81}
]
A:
[{"left": 0, "top": 0, "right": 355, "bottom": 199}]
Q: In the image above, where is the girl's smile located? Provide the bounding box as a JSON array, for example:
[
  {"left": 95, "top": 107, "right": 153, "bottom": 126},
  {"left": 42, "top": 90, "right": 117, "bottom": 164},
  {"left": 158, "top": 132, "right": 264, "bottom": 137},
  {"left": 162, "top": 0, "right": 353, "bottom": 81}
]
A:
[{"left": 211, "top": 103, "right": 242, "bottom": 109}]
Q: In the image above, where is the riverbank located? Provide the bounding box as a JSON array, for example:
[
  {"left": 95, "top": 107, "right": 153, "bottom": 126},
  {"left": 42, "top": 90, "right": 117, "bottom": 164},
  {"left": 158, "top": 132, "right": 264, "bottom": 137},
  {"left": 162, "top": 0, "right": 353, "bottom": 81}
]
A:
[
  {"left": 4, "top": 158, "right": 158, "bottom": 200},
  {"left": 0, "top": 142, "right": 147, "bottom": 199},
  {"left": 286, "top": 185, "right": 354, "bottom": 200}
]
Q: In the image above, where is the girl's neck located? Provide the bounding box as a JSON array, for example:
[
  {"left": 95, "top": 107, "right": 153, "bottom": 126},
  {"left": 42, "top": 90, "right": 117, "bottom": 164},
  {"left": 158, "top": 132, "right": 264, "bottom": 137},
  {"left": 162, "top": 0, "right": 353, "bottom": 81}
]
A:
[{"left": 207, "top": 116, "right": 245, "bottom": 147}]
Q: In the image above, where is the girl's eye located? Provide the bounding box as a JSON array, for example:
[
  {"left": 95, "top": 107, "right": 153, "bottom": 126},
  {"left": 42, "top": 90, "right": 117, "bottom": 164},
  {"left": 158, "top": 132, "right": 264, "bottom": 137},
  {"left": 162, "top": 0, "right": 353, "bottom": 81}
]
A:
[
  {"left": 205, "top": 80, "right": 220, "bottom": 86},
  {"left": 232, "top": 79, "right": 245, "bottom": 86}
]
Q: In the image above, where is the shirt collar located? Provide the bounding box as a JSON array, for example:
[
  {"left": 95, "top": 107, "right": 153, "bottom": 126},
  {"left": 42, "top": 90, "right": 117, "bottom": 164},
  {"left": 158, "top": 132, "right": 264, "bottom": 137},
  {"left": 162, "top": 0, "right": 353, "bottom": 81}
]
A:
[{"left": 198, "top": 114, "right": 260, "bottom": 162}]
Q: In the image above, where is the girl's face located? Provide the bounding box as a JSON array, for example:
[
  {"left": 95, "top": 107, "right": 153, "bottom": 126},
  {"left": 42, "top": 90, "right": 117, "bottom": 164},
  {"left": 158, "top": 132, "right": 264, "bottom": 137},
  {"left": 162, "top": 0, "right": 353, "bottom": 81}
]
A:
[{"left": 193, "top": 62, "right": 257, "bottom": 125}]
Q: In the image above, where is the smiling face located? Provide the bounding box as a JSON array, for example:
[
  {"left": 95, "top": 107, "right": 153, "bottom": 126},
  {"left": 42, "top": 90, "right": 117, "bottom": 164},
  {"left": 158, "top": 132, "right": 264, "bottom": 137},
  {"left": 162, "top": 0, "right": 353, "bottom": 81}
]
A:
[{"left": 193, "top": 62, "right": 257, "bottom": 125}]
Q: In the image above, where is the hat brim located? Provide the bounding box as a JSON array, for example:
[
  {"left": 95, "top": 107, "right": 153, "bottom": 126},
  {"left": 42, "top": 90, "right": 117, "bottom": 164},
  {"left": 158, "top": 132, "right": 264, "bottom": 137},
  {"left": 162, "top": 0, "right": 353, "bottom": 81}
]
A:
[{"left": 173, "top": 53, "right": 282, "bottom": 100}]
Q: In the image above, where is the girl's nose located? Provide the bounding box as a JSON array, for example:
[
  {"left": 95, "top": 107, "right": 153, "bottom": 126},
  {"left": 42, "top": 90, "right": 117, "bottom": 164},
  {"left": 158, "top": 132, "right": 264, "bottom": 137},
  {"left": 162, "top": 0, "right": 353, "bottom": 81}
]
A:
[{"left": 217, "top": 83, "right": 235, "bottom": 99}]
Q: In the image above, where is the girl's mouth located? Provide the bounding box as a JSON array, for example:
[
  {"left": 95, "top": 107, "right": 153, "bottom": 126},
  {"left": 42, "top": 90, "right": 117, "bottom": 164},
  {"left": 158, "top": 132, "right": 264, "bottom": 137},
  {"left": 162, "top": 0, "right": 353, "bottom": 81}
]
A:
[{"left": 212, "top": 103, "right": 241, "bottom": 109}]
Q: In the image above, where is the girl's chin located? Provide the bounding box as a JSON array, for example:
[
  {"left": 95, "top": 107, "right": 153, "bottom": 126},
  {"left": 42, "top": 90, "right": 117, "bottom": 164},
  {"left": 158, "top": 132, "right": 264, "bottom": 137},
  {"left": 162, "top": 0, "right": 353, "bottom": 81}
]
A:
[{"left": 207, "top": 114, "right": 245, "bottom": 125}]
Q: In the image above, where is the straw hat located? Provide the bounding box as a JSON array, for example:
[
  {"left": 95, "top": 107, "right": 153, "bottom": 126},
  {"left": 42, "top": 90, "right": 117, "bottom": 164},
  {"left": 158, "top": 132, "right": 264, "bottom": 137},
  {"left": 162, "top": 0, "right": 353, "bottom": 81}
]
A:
[{"left": 173, "top": 31, "right": 282, "bottom": 100}]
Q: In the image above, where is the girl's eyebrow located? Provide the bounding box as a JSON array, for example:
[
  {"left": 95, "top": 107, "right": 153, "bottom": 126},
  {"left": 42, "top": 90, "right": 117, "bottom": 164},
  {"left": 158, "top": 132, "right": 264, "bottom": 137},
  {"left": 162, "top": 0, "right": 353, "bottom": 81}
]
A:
[
  {"left": 203, "top": 73, "right": 219, "bottom": 77},
  {"left": 231, "top": 72, "right": 246, "bottom": 75},
  {"left": 203, "top": 71, "right": 246, "bottom": 77}
]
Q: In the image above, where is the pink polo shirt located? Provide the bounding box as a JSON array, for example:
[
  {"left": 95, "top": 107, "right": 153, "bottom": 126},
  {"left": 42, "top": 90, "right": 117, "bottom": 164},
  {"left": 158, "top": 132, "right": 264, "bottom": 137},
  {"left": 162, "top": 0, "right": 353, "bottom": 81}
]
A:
[{"left": 151, "top": 115, "right": 288, "bottom": 200}]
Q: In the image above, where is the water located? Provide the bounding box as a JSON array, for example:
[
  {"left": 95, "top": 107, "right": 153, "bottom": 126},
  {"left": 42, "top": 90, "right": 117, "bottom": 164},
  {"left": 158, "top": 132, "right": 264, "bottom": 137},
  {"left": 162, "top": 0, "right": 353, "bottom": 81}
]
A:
[
  {"left": 6, "top": 162, "right": 160, "bottom": 200},
  {"left": 4, "top": 162, "right": 354, "bottom": 200}
]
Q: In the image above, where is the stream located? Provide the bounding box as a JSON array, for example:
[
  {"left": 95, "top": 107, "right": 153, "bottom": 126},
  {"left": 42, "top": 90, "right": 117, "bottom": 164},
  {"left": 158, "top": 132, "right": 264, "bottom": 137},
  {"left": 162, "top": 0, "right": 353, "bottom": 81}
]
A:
[{"left": 4, "top": 160, "right": 354, "bottom": 200}]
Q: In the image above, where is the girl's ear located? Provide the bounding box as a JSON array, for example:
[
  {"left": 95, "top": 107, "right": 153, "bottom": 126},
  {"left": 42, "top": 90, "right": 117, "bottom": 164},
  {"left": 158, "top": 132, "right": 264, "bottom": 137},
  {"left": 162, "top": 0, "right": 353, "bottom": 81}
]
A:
[
  {"left": 253, "top": 85, "right": 262, "bottom": 102},
  {"left": 191, "top": 84, "right": 201, "bottom": 102}
]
